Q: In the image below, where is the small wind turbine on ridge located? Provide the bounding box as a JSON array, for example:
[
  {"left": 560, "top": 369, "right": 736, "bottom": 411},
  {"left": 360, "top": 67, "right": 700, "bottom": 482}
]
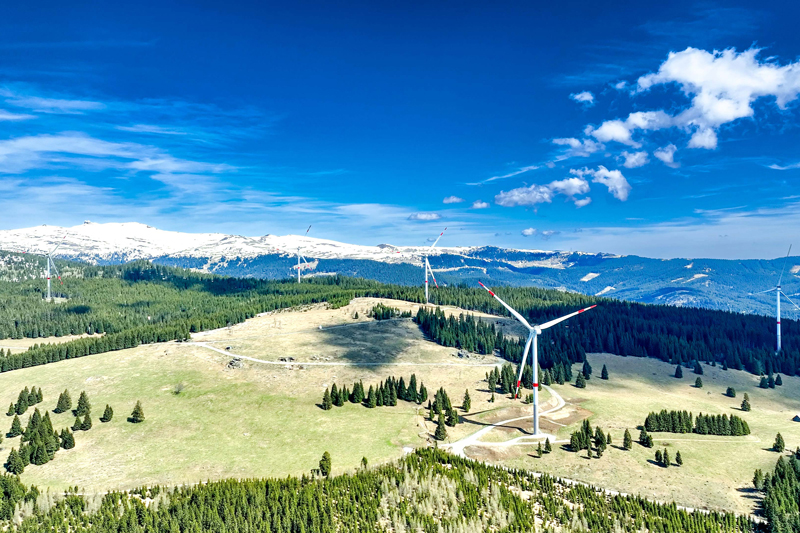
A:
[
  {"left": 295, "top": 225, "right": 312, "bottom": 283},
  {"left": 423, "top": 228, "right": 446, "bottom": 304},
  {"left": 753, "top": 245, "right": 800, "bottom": 352},
  {"left": 478, "top": 281, "right": 596, "bottom": 436},
  {"left": 45, "top": 236, "right": 67, "bottom": 302}
]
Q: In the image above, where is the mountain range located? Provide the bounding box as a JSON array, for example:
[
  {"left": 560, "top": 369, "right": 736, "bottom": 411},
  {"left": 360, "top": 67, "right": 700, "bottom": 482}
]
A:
[{"left": 0, "top": 221, "right": 798, "bottom": 317}]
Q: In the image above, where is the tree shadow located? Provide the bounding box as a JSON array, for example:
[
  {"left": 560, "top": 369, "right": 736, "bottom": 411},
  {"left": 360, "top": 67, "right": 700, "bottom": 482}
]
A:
[{"left": 317, "top": 319, "right": 417, "bottom": 367}]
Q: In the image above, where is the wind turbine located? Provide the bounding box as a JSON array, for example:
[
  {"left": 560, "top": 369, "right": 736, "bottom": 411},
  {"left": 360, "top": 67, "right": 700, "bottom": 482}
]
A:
[
  {"left": 45, "top": 238, "right": 66, "bottom": 302},
  {"left": 755, "top": 245, "right": 800, "bottom": 352},
  {"left": 478, "top": 281, "right": 596, "bottom": 436},
  {"left": 423, "top": 228, "right": 446, "bottom": 304},
  {"left": 295, "top": 225, "right": 312, "bottom": 283}
]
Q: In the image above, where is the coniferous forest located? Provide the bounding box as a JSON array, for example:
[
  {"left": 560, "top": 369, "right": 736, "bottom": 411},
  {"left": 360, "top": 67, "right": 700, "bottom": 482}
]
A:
[{"left": 0, "top": 449, "right": 758, "bottom": 532}]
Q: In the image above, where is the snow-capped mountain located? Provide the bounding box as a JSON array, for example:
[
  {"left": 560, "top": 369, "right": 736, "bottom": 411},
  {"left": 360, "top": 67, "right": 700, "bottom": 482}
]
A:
[{"left": 0, "top": 221, "right": 798, "bottom": 317}]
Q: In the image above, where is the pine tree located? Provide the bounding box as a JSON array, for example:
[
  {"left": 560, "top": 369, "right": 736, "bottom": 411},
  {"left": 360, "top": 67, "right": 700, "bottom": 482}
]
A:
[
  {"left": 537, "top": 442, "right": 543, "bottom": 458},
  {"left": 639, "top": 428, "right": 653, "bottom": 448},
  {"left": 389, "top": 384, "right": 398, "bottom": 406},
  {"left": 72, "top": 416, "right": 82, "bottom": 431},
  {"left": 663, "top": 448, "right": 670, "bottom": 467},
  {"left": 462, "top": 390, "right": 471, "bottom": 412},
  {"left": 773, "top": 433, "right": 785, "bottom": 453},
  {"left": 6, "top": 403, "right": 13, "bottom": 417},
  {"left": 8, "top": 415, "right": 22, "bottom": 438},
  {"left": 575, "top": 373, "right": 586, "bottom": 388},
  {"left": 545, "top": 438, "right": 552, "bottom": 453},
  {"left": 753, "top": 469, "right": 764, "bottom": 490},
  {"left": 434, "top": 413, "right": 448, "bottom": 441},
  {"left": 80, "top": 413, "right": 92, "bottom": 431},
  {"left": 695, "top": 377, "right": 703, "bottom": 388},
  {"left": 676, "top": 450, "right": 683, "bottom": 466},
  {"left": 759, "top": 376, "right": 769, "bottom": 389},
  {"left": 726, "top": 387, "right": 736, "bottom": 398},
  {"left": 768, "top": 374, "right": 775, "bottom": 388},
  {"left": 129, "top": 401, "right": 145, "bottom": 423},
  {"left": 740, "top": 398, "right": 751, "bottom": 411},
  {"left": 655, "top": 449, "right": 663, "bottom": 465},
  {"left": 675, "top": 365, "right": 683, "bottom": 378},
  {"left": 5, "top": 448, "right": 24, "bottom": 475},
  {"left": 75, "top": 391, "right": 91, "bottom": 416},
  {"left": 361, "top": 456, "right": 368, "bottom": 469},
  {"left": 623, "top": 429, "right": 632, "bottom": 450},
  {"left": 366, "top": 386, "right": 376, "bottom": 408},
  {"left": 418, "top": 384, "right": 428, "bottom": 403},
  {"left": 601, "top": 364, "right": 609, "bottom": 380},
  {"left": 59, "top": 428, "right": 75, "bottom": 450},
  {"left": 319, "top": 451, "right": 331, "bottom": 477},
  {"left": 582, "top": 360, "right": 592, "bottom": 380},
  {"left": 322, "top": 389, "right": 332, "bottom": 410},
  {"left": 693, "top": 361, "right": 703, "bottom": 375},
  {"left": 775, "top": 374, "right": 783, "bottom": 386},
  {"left": 606, "top": 432, "right": 612, "bottom": 445},
  {"left": 446, "top": 408, "right": 458, "bottom": 427},
  {"left": 15, "top": 389, "right": 28, "bottom": 415}
]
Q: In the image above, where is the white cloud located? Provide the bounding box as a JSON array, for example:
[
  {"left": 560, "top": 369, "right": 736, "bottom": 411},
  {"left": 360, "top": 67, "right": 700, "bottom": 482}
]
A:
[
  {"left": 0, "top": 109, "right": 35, "bottom": 121},
  {"left": 620, "top": 150, "right": 649, "bottom": 168},
  {"left": 571, "top": 166, "right": 631, "bottom": 201},
  {"left": 521, "top": 228, "right": 537, "bottom": 237},
  {"left": 495, "top": 184, "right": 554, "bottom": 207},
  {"left": 768, "top": 161, "right": 800, "bottom": 170},
  {"left": 614, "top": 81, "right": 627, "bottom": 90},
  {"left": 470, "top": 164, "right": 540, "bottom": 185},
  {"left": 117, "top": 124, "right": 187, "bottom": 135},
  {"left": 586, "top": 111, "right": 673, "bottom": 147},
  {"left": 549, "top": 177, "right": 590, "bottom": 198},
  {"left": 407, "top": 212, "right": 442, "bottom": 221},
  {"left": 471, "top": 200, "right": 490, "bottom": 209},
  {"left": 540, "top": 230, "right": 560, "bottom": 240},
  {"left": 574, "top": 197, "right": 592, "bottom": 208},
  {"left": 654, "top": 144, "right": 679, "bottom": 167},
  {"left": 637, "top": 47, "right": 800, "bottom": 149},
  {"left": 552, "top": 137, "right": 603, "bottom": 158},
  {"left": 442, "top": 195, "right": 464, "bottom": 204},
  {"left": 570, "top": 91, "right": 595, "bottom": 105},
  {"left": 2, "top": 90, "right": 105, "bottom": 114}
]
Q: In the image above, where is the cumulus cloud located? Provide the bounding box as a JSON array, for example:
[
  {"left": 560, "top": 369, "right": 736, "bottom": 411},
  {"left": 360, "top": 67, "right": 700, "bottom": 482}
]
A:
[
  {"left": 549, "top": 177, "right": 590, "bottom": 198},
  {"left": 637, "top": 47, "right": 800, "bottom": 149},
  {"left": 521, "top": 228, "right": 537, "bottom": 237},
  {"left": 442, "top": 195, "right": 464, "bottom": 204},
  {"left": 407, "top": 212, "right": 442, "bottom": 221},
  {"left": 654, "top": 144, "right": 679, "bottom": 168},
  {"left": 495, "top": 176, "right": 591, "bottom": 208},
  {"left": 586, "top": 111, "right": 673, "bottom": 147},
  {"left": 552, "top": 137, "right": 604, "bottom": 158},
  {"left": 570, "top": 91, "right": 595, "bottom": 105},
  {"left": 620, "top": 150, "right": 649, "bottom": 168},
  {"left": 471, "top": 200, "right": 490, "bottom": 209},
  {"left": 571, "top": 166, "right": 631, "bottom": 201},
  {"left": 574, "top": 197, "right": 592, "bottom": 208},
  {"left": 540, "top": 230, "right": 561, "bottom": 240}
]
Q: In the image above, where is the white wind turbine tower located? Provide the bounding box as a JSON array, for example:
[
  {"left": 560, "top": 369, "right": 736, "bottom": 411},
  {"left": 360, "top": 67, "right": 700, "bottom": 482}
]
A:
[
  {"left": 44, "top": 238, "right": 66, "bottom": 302},
  {"left": 479, "top": 281, "right": 596, "bottom": 436},
  {"left": 423, "top": 228, "right": 446, "bottom": 304},
  {"left": 295, "top": 225, "right": 312, "bottom": 283},
  {"left": 755, "top": 245, "right": 800, "bottom": 352}
]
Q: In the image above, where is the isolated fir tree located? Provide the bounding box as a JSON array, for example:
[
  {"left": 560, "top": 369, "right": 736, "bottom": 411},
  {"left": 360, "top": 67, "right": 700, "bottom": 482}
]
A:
[
  {"left": 606, "top": 432, "right": 612, "bottom": 445},
  {"left": 663, "top": 448, "right": 670, "bottom": 468},
  {"left": 726, "top": 387, "right": 736, "bottom": 398},
  {"left": 8, "top": 415, "right": 22, "bottom": 438},
  {"left": 322, "top": 388, "right": 332, "bottom": 410},
  {"left": 601, "top": 365, "right": 609, "bottom": 380},
  {"left": 775, "top": 374, "right": 783, "bottom": 386},
  {"left": 361, "top": 456, "right": 368, "bottom": 469},
  {"left": 75, "top": 391, "right": 91, "bottom": 416},
  {"left": 544, "top": 438, "right": 552, "bottom": 453},
  {"left": 319, "top": 451, "right": 331, "bottom": 477},
  {"left": 773, "top": 433, "right": 785, "bottom": 453},
  {"left": 54, "top": 390, "right": 71, "bottom": 414},
  {"left": 674, "top": 365, "right": 683, "bottom": 378},
  {"left": 462, "top": 390, "right": 471, "bottom": 412},
  {"left": 693, "top": 361, "right": 703, "bottom": 375},
  {"left": 695, "top": 377, "right": 703, "bottom": 388},
  {"left": 768, "top": 374, "right": 775, "bottom": 388},
  {"left": 639, "top": 428, "right": 653, "bottom": 448},
  {"left": 575, "top": 373, "right": 586, "bottom": 388},
  {"left": 446, "top": 408, "right": 459, "bottom": 427},
  {"left": 675, "top": 450, "right": 683, "bottom": 466},
  {"left": 129, "top": 401, "right": 145, "bottom": 423},
  {"left": 72, "top": 416, "right": 82, "bottom": 432},
  {"left": 753, "top": 469, "right": 764, "bottom": 490},
  {"left": 418, "top": 383, "right": 428, "bottom": 403},
  {"left": 623, "top": 429, "right": 632, "bottom": 450},
  {"left": 6, "top": 403, "right": 14, "bottom": 417},
  {"left": 59, "top": 428, "right": 75, "bottom": 450},
  {"left": 655, "top": 449, "right": 663, "bottom": 465},
  {"left": 537, "top": 442, "right": 543, "bottom": 458},
  {"left": 759, "top": 376, "right": 769, "bottom": 389},
  {"left": 582, "top": 360, "right": 592, "bottom": 380},
  {"left": 434, "top": 413, "right": 448, "bottom": 441}
]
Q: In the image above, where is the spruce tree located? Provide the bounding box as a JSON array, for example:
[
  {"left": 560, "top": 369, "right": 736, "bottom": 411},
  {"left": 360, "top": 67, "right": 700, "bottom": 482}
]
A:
[
  {"left": 75, "top": 391, "right": 91, "bottom": 416},
  {"left": 606, "top": 432, "right": 612, "bottom": 445},
  {"left": 545, "top": 438, "right": 552, "bottom": 453},
  {"left": 741, "top": 398, "right": 751, "bottom": 411},
  {"left": 462, "top": 390, "right": 471, "bottom": 412},
  {"left": 773, "top": 433, "right": 785, "bottom": 453},
  {"left": 693, "top": 361, "right": 703, "bottom": 375},
  {"left": 434, "top": 413, "right": 448, "bottom": 441},
  {"left": 663, "top": 448, "right": 670, "bottom": 467},
  {"left": 59, "top": 428, "right": 75, "bottom": 450},
  {"left": 675, "top": 365, "right": 683, "bottom": 378},
  {"left": 726, "top": 387, "right": 736, "bottom": 398},
  {"left": 15, "top": 390, "right": 28, "bottom": 415},
  {"left": 322, "top": 389, "right": 332, "bottom": 410},
  {"left": 601, "top": 365, "right": 609, "bottom": 380},
  {"left": 6, "top": 403, "right": 13, "bottom": 417},
  {"left": 129, "top": 401, "right": 145, "bottom": 423},
  {"left": 418, "top": 384, "right": 428, "bottom": 403},
  {"left": 695, "top": 377, "right": 703, "bottom": 388},
  {"left": 56, "top": 389, "right": 72, "bottom": 413},
  {"left": 623, "top": 429, "right": 632, "bottom": 450},
  {"left": 753, "top": 469, "right": 764, "bottom": 490},
  {"left": 775, "top": 374, "right": 783, "bottom": 386},
  {"left": 582, "top": 360, "right": 592, "bottom": 380},
  {"left": 768, "top": 374, "right": 775, "bottom": 388},
  {"left": 8, "top": 415, "right": 22, "bottom": 438},
  {"left": 72, "top": 416, "right": 82, "bottom": 431},
  {"left": 639, "top": 428, "right": 653, "bottom": 448},
  {"left": 366, "top": 386, "right": 376, "bottom": 408},
  {"left": 655, "top": 449, "right": 663, "bottom": 465},
  {"left": 5, "top": 448, "right": 24, "bottom": 475},
  {"left": 319, "top": 451, "right": 331, "bottom": 477},
  {"left": 361, "top": 456, "right": 368, "bottom": 469},
  {"left": 676, "top": 450, "right": 683, "bottom": 466},
  {"left": 330, "top": 384, "right": 339, "bottom": 406},
  {"left": 537, "top": 442, "right": 543, "bottom": 458},
  {"left": 759, "top": 376, "right": 769, "bottom": 389},
  {"left": 575, "top": 373, "right": 586, "bottom": 388},
  {"left": 446, "top": 408, "right": 458, "bottom": 427}
]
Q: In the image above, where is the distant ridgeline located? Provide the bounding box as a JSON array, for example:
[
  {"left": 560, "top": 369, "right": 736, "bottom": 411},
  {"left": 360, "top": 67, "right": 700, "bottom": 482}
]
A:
[
  {"left": 0, "top": 251, "right": 798, "bottom": 377},
  {"left": 0, "top": 449, "right": 757, "bottom": 532}
]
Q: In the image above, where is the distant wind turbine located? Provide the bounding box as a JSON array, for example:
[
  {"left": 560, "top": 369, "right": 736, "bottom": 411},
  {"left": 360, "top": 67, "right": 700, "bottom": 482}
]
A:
[
  {"left": 295, "top": 225, "right": 312, "bottom": 283},
  {"left": 45, "top": 237, "right": 66, "bottom": 302},
  {"left": 423, "top": 228, "right": 446, "bottom": 304},
  {"left": 479, "top": 281, "right": 596, "bottom": 436},
  {"left": 754, "top": 245, "right": 800, "bottom": 352}
]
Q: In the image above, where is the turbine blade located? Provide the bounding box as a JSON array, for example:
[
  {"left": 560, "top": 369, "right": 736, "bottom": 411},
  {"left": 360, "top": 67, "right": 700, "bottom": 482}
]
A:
[
  {"left": 429, "top": 228, "right": 447, "bottom": 249},
  {"left": 50, "top": 258, "right": 62, "bottom": 283},
  {"left": 426, "top": 259, "right": 439, "bottom": 288},
  {"left": 477, "top": 282, "right": 532, "bottom": 329},
  {"left": 780, "top": 291, "right": 800, "bottom": 311},
  {"left": 752, "top": 287, "right": 778, "bottom": 295},
  {"left": 778, "top": 244, "right": 793, "bottom": 286},
  {"left": 49, "top": 234, "right": 68, "bottom": 255},
  {"left": 514, "top": 333, "right": 533, "bottom": 399},
  {"left": 305, "top": 225, "right": 312, "bottom": 236},
  {"left": 538, "top": 304, "right": 597, "bottom": 330}
]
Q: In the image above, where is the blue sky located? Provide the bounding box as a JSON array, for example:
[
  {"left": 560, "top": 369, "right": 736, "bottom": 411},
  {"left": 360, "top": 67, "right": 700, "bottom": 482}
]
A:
[{"left": 1, "top": 0, "right": 800, "bottom": 258}]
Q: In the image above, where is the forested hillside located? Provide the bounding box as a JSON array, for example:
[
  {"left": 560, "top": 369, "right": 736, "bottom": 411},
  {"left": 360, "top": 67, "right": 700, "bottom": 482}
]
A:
[{"left": 1, "top": 449, "right": 756, "bottom": 532}]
